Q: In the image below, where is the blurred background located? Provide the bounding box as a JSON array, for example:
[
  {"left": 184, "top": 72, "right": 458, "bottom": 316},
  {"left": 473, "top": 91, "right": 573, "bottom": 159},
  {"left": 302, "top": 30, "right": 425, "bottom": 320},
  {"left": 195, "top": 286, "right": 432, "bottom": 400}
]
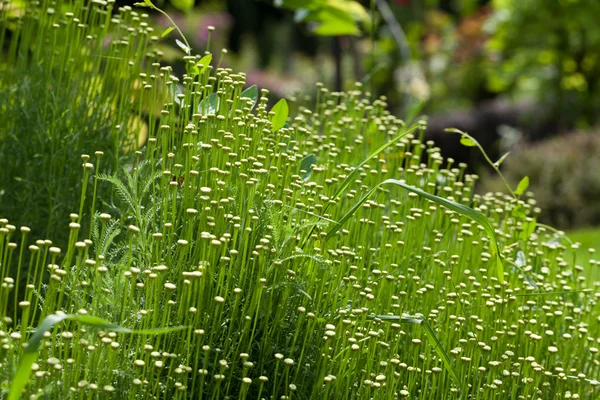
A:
[{"left": 76, "top": 0, "right": 600, "bottom": 253}]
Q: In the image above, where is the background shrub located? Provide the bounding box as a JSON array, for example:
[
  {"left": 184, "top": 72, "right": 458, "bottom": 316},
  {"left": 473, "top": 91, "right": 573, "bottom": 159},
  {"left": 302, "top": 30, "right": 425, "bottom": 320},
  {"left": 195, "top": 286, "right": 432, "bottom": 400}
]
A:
[{"left": 480, "top": 131, "right": 600, "bottom": 229}]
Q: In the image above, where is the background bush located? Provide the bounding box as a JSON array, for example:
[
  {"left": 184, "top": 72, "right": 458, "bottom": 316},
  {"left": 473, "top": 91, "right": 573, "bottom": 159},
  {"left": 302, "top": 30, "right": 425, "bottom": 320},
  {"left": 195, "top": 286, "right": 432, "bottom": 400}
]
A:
[{"left": 480, "top": 131, "right": 600, "bottom": 230}]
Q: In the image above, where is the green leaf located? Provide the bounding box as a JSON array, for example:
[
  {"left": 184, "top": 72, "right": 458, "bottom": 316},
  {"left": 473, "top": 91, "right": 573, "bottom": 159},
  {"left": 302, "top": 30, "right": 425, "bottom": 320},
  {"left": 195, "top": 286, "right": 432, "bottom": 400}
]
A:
[
  {"left": 199, "top": 93, "right": 219, "bottom": 115},
  {"left": 170, "top": 83, "right": 185, "bottom": 107},
  {"left": 368, "top": 314, "right": 461, "bottom": 389},
  {"left": 326, "top": 179, "right": 505, "bottom": 282},
  {"left": 144, "top": 0, "right": 154, "bottom": 6},
  {"left": 327, "top": 1, "right": 368, "bottom": 22},
  {"left": 515, "top": 176, "right": 529, "bottom": 196},
  {"left": 171, "top": 0, "right": 194, "bottom": 12},
  {"left": 276, "top": 0, "right": 323, "bottom": 9},
  {"left": 314, "top": 18, "right": 359, "bottom": 36},
  {"left": 8, "top": 314, "right": 186, "bottom": 400},
  {"left": 494, "top": 152, "right": 510, "bottom": 167},
  {"left": 459, "top": 136, "right": 476, "bottom": 147},
  {"left": 299, "top": 154, "right": 317, "bottom": 182},
  {"left": 161, "top": 26, "right": 174, "bottom": 37},
  {"left": 197, "top": 53, "right": 212, "bottom": 71},
  {"left": 175, "top": 39, "right": 190, "bottom": 55},
  {"left": 192, "top": 53, "right": 212, "bottom": 76},
  {"left": 270, "top": 98, "right": 289, "bottom": 131},
  {"left": 237, "top": 85, "right": 259, "bottom": 110}
]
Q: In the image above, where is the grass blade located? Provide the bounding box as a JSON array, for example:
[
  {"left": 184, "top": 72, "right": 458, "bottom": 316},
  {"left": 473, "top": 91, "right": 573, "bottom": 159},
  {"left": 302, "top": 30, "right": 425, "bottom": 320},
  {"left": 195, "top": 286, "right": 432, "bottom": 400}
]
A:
[
  {"left": 301, "top": 122, "right": 421, "bottom": 249},
  {"left": 9, "top": 314, "right": 186, "bottom": 400},
  {"left": 368, "top": 314, "right": 461, "bottom": 389},
  {"left": 326, "top": 179, "right": 505, "bottom": 282}
]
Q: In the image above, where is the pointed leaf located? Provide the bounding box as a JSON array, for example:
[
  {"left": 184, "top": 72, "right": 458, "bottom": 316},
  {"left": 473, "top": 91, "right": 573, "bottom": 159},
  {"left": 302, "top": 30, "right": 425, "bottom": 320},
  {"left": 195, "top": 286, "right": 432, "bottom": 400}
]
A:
[
  {"left": 494, "top": 152, "right": 510, "bottom": 168},
  {"left": 197, "top": 53, "right": 212, "bottom": 72},
  {"left": 271, "top": 98, "right": 289, "bottom": 131},
  {"left": 515, "top": 176, "right": 529, "bottom": 196},
  {"left": 192, "top": 54, "right": 212, "bottom": 76},
  {"left": 161, "top": 26, "right": 174, "bottom": 37},
  {"left": 299, "top": 154, "right": 317, "bottom": 182},
  {"left": 175, "top": 39, "right": 190, "bottom": 55}
]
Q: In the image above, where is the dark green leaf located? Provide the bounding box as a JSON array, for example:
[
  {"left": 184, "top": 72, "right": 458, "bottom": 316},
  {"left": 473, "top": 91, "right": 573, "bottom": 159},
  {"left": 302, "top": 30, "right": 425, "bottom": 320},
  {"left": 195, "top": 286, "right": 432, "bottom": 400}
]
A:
[
  {"left": 299, "top": 154, "right": 317, "bottom": 182},
  {"left": 271, "top": 98, "right": 289, "bottom": 131},
  {"left": 9, "top": 314, "right": 185, "bottom": 400}
]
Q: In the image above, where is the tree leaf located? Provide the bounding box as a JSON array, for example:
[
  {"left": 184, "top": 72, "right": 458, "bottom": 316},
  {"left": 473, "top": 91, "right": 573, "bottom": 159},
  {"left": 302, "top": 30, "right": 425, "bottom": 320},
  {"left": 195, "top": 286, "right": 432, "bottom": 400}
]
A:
[
  {"left": 161, "top": 26, "right": 174, "bottom": 37},
  {"left": 175, "top": 39, "right": 190, "bottom": 55},
  {"left": 171, "top": 0, "right": 194, "bottom": 12},
  {"left": 8, "top": 314, "right": 186, "bottom": 400},
  {"left": 514, "top": 176, "right": 529, "bottom": 196},
  {"left": 313, "top": 18, "right": 359, "bottom": 36},
  {"left": 199, "top": 93, "right": 219, "bottom": 115},
  {"left": 494, "top": 152, "right": 510, "bottom": 167},
  {"left": 270, "top": 98, "right": 289, "bottom": 131},
  {"left": 299, "top": 154, "right": 317, "bottom": 182},
  {"left": 326, "top": 179, "right": 505, "bottom": 282},
  {"left": 460, "top": 136, "right": 476, "bottom": 147}
]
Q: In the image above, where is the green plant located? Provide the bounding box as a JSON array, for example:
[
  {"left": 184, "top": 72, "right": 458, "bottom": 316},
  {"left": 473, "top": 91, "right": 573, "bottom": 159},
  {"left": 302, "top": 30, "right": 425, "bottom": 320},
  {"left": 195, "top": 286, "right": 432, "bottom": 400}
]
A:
[
  {"left": 2, "top": 1, "right": 600, "bottom": 399},
  {"left": 486, "top": 0, "right": 600, "bottom": 127},
  {"left": 0, "top": 0, "right": 157, "bottom": 247},
  {"left": 479, "top": 131, "right": 600, "bottom": 230}
]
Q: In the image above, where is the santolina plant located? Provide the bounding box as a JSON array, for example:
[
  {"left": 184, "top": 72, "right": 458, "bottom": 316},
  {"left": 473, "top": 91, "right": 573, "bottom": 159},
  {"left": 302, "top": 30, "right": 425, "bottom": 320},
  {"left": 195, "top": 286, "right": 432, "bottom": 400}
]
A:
[
  {"left": 0, "top": 0, "right": 158, "bottom": 246},
  {"left": 2, "top": 1, "right": 600, "bottom": 399}
]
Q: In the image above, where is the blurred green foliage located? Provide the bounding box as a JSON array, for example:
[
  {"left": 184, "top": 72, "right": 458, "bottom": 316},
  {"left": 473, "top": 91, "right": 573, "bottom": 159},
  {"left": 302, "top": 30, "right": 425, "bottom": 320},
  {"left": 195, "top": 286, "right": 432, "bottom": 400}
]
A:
[
  {"left": 275, "top": 0, "right": 368, "bottom": 36},
  {"left": 480, "top": 131, "right": 600, "bottom": 230},
  {"left": 486, "top": 0, "right": 600, "bottom": 127}
]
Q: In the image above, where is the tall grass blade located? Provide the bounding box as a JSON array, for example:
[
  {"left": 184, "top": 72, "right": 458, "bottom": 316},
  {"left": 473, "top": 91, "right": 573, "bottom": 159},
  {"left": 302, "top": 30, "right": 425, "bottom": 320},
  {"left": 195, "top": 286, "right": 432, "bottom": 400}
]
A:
[
  {"left": 368, "top": 314, "right": 461, "bottom": 389},
  {"left": 326, "top": 178, "right": 505, "bottom": 282},
  {"left": 8, "top": 314, "right": 186, "bottom": 400}
]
